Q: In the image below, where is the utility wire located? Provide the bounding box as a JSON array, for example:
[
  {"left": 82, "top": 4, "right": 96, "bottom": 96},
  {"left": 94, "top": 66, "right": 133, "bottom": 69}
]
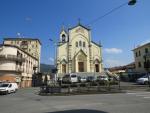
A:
[{"left": 86, "top": 1, "right": 128, "bottom": 26}]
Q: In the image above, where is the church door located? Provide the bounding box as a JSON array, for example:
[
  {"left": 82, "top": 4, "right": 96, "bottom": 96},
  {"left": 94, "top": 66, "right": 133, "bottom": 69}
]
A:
[
  {"left": 78, "top": 62, "right": 84, "bottom": 72},
  {"left": 95, "top": 64, "right": 99, "bottom": 72},
  {"left": 62, "top": 64, "right": 66, "bottom": 73}
]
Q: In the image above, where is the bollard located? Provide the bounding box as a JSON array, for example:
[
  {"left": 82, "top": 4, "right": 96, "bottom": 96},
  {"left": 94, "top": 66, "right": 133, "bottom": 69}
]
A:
[
  {"left": 118, "top": 76, "right": 121, "bottom": 90},
  {"left": 68, "top": 84, "right": 71, "bottom": 94},
  {"left": 87, "top": 83, "right": 90, "bottom": 91},
  {"left": 97, "top": 82, "right": 100, "bottom": 92},
  {"left": 77, "top": 83, "right": 80, "bottom": 93}
]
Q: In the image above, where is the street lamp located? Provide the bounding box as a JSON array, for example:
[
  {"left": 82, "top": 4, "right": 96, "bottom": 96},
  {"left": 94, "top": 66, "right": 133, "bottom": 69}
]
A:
[{"left": 49, "top": 38, "right": 57, "bottom": 84}]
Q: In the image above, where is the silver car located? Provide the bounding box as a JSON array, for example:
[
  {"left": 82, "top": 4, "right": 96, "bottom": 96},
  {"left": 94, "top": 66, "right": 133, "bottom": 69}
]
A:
[{"left": 136, "top": 75, "right": 150, "bottom": 85}]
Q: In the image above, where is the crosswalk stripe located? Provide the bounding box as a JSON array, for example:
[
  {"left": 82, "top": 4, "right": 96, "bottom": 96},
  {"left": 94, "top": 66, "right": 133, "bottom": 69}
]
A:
[
  {"left": 143, "top": 97, "right": 150, "bottom": 99},
  {"left": 136, "top": 94, "right": 150, "bottom": 96},
  {"left": 127, "top": 92, "right": 150, "bottom": 95},
  {"left": 126, "top": 91, "right": 150, "bottom": 99}
]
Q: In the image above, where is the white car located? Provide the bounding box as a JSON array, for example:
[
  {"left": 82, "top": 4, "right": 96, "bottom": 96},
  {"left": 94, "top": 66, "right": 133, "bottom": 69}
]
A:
[
  {"left": 136, "top": 75, "right": 150, "bottom": 85},
  {"left": 0, "top": 83, "right": 18, "bottom": 94},
  {"left": 62, "top": 73, "right": 78, "bottom": 83}
]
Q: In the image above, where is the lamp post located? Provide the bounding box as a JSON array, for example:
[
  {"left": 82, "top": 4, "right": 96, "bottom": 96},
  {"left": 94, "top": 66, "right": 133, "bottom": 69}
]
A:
[
  {"left": 49, "top": 38, "right": 57, "bottom": 84},
  {"left": 144, "top": 55, "right": 150, "bottom": 88}
]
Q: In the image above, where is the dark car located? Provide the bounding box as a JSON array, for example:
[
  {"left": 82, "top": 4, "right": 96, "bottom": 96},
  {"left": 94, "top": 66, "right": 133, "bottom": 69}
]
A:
[{"left": 86, "top": 76, "right": 97, "bottom": 82}]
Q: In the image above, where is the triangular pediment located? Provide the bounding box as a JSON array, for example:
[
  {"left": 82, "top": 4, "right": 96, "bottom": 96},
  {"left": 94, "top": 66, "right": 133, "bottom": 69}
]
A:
[
  {"left": 68, "top": 24, "right": 90, "bottom": 31},
  {"left": 74, "top": 49, "right": 87, "bottom": 58}
]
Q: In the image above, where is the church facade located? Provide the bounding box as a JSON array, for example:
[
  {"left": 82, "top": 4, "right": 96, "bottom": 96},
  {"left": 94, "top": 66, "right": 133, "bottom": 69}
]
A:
[{"left": 57, "top": 23, "right": 103, "bottom": 76}]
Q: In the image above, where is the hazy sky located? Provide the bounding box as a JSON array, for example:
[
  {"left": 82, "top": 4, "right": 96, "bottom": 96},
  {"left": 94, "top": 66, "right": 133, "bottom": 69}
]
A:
[{"left": 0, "top": 0, "right": 150, "bottom": 67}]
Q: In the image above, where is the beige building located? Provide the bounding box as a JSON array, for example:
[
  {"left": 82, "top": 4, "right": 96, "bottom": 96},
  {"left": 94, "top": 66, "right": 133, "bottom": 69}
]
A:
[
  {"left": 0, "top": 44, "right": 38, "bottom": 88},
  {"left": 132, "top": 42, "right": 150, "bottom": 73},
  {"left": 3, "top": 38, "right": 41, "bottom": 71},
  {"left": 57, "top": 23, "right": 103, "bottom": 76}
]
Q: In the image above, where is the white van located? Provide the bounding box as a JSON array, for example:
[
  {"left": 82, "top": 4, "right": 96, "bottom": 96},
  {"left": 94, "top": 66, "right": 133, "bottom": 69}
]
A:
[
  {"left": 0, "top": 83, "right": 18, "bottom": 94},
  {"left": 62, "top": 73, "right": 78, "bottom": 83}
]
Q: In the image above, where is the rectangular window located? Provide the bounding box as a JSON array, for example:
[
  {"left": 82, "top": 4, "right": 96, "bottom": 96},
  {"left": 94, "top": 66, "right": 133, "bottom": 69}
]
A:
[
  {"left": 76, "top": 42, "right": 78, "bottom": 47},
  {"left": 145, "top": 48, "right": 148, "bottom": 53},
  {"left": 135, "top": 52, "right": 138, "bottom": 57},
  {"left": 144, "top": 60, "right": 150, "bottom": 68},
  {"left": 139, "top": 51, "right": 141, "bottom": 56},
  {"left": 83, "top": 42, "right": 85, "bottom": 47},
  {"left": 138, "top": 62, "right": 141, "bottom": 68},
  {"left": 79, "top": 41, "right": 82, "bottom": 47}
]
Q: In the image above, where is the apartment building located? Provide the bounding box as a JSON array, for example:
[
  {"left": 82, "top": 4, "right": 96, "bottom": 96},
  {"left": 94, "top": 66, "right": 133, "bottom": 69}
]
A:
[
  {"left": 3, "top": 38, "right": 41, "bottom": 71},
  {"left": 0, "top": 44, "right": 38, "bottom": 88},
  {"left": 132, "top": 42, "right": 150, "bottom": 73}
]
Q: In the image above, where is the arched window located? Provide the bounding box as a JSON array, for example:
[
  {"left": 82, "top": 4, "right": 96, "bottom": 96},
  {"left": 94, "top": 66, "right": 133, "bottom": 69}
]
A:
[
  {"left": 79, "top": 41, "right": 82, "bottom": 47},
  {"left": 83, "top": 42, "right": 86, "bottom": 47},
  {"left": 76, "top": 42, "right": 78, "bottom": 47},
  {"left": 62, "top": 34, "right": 66, "bottom": 42}
]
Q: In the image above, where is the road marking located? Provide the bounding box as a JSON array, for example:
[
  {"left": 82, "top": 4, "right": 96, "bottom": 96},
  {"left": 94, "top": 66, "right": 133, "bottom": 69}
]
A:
[
  {"left": 143, "top": 97, "right": 150, "bottom": 99},
  {"left": 127, "top": 92, "right": 150, "bottom": 95},
  {"left": 126, "top": 93, "right": 137, "bottom": 95},
  {"left": 126, "top": 92, "right": 150, "bottom": 99},
  {"left": 136, "top": 94, "right": 150, "bottom": 97}
]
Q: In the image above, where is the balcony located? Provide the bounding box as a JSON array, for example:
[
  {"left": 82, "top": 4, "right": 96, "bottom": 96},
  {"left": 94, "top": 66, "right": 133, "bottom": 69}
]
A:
[
  {"left": 0, "top": 54, "right": 25, "bottom": 62},
  {"left": 144, "top": 52, "right": 150, "bottom": 58},
  {"left": 0, "top": 66, "right": 23, "bottom": 73}
]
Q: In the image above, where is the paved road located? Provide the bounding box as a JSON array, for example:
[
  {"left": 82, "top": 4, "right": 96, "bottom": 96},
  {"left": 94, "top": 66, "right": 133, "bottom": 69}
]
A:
[{"left": 0, "top": 87, "right": 150, "bottom": 113}]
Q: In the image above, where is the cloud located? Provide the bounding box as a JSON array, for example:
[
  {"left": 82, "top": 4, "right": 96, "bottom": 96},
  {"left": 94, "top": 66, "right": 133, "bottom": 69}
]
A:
[
  {"left": 104, "top": 59, "right": 124, "bottom": 67},
  {"left": 104, "top": 48, "right": 123, "bottom": 54}
]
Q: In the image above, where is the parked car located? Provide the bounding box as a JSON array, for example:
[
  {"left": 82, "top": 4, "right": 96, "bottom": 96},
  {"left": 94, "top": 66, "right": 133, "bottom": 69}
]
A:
[
  {"left": 0, "top": 81, "right": 3, "bottom": 86},
  {"left": 62, "top": 73, "right": 78, "bottom": 83},
  {"left": 57, "top": 77, "right": 62, "bottom": 82},
  {"left": 78, "top": 76, "right": 87, "bottom": 83},
  {"left": 97, "top": 75, "right": 108, "bottom": 82},
  {"left": 136, "top": 75, "right": 150, "bottom": 85},
  {"left": 86, "top": 76, "right": 97, "bottom": 82},
  {"left": 0, "top": 83, "right": 18, "bottom": 94}
]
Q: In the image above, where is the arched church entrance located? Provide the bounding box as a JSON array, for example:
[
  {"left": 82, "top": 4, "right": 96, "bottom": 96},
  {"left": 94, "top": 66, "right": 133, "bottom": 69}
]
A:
[
  {"left": 78, "top": 62, "right": 84, "bottom": 72},
  {"left": 75, "top": 50, "right": 87, "bottom": 72},
  {"left": 94, "top": 59, "right": 100, "bottom": 72}
]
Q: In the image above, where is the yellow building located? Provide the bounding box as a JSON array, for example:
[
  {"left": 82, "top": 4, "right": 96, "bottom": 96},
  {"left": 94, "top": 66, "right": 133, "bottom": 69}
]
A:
[
  {"left": 132, "top": 42, "right": 150, "bottom": 73},
  {"left": 3, "top": 38, "right": 41, "bottom": 71},
  {"left": 57, "top": 23, "right": 103, "bottom": 76}
]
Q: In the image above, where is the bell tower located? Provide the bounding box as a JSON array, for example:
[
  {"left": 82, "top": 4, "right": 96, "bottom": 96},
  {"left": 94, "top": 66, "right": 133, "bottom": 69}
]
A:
[{"left": 60, "top": 25, "right": 68, "bottom": 43}]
